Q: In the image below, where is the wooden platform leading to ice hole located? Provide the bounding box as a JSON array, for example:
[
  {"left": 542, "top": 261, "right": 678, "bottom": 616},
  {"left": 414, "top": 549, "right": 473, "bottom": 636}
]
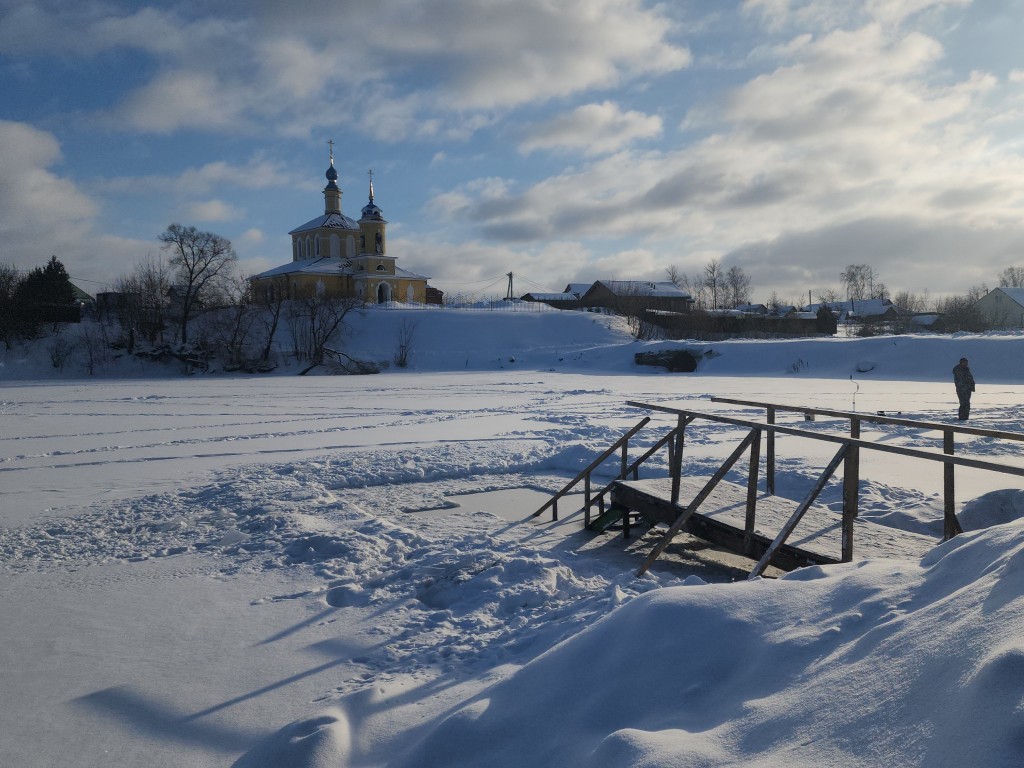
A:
[{"left": 612, "top": 476, "right": 937, "bottom": 572}]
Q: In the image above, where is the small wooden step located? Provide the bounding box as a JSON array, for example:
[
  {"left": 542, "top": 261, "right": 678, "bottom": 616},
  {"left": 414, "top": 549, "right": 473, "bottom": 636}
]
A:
[{"left": 586, "top": 505, "right": 627, "bottom": 533}]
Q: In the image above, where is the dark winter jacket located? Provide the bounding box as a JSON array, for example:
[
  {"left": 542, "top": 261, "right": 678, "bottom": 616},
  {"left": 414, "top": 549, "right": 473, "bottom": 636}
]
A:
[{"left": 953, "top": 363, "right": 975, "bottom": 395}]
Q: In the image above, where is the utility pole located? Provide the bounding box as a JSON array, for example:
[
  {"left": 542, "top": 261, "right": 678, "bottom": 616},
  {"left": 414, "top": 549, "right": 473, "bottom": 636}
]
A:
[{"left": 505, "top": 271, "right": 514, "bottom": 300}]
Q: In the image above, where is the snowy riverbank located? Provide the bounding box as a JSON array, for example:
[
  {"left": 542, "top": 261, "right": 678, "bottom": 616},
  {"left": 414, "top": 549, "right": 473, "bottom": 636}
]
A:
[{"left": 3, "top": 310, "right": 1024, "bottom": 767}]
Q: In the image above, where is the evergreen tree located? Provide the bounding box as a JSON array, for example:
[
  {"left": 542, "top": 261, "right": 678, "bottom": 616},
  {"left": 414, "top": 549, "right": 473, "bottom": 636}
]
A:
[{"left": 16, "top": 256, "right": 76, "bottom": 306}]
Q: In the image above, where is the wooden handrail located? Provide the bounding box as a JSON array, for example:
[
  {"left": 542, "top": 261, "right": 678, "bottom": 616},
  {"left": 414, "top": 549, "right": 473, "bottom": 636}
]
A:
[
  {"left": 625, "top": 401, "right": 1024, "bottom": 478},
  {"left": 530, "top": 417, "right": 651, "bottom": 521},
  {"left": 580, "top": 425, "right": 680, "bottom": 528},
  {"left": 710, "top": 396, "right": 1024, "bottom": 442}
]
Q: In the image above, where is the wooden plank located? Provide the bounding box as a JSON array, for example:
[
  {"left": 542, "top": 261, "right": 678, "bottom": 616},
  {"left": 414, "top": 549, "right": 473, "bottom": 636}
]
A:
[
  {"left": 615, "top": 477, "right": 936, "bottom": 569},
  {"left": 749, "top": 444, "right": 848, "bottom": 579},
  {"left": 710, "top": 396, "right": 1024, "bottom": 442},
  {"left": 744, "top": 428, "right": 761, "bottom": 555},
  {"left": 587, "top": 505, "right": 626, "bottom": 533},
  {"left": 635, "top": 431, "right": 757, "bottom": 577}
]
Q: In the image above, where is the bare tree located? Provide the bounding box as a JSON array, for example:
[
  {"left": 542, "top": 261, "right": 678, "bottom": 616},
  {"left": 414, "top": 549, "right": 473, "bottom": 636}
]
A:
[
  {"left": 678, "top": 272, "right": 708, "bottom": 310},
  {"left": 615, "top": 284, "right": 662, "bottom": 340},
  {"left": 935, "top": 293, "right": 987, "bottom": 332},
  {"left": 204, "top": 274, "right": 259, "bottom": 368},
  {"left": 998, "top": 266, "right": 1024, "bottom": 288},
  {"left": 394, "top": 318, "right": 419, "bottom": 368},
  {"left": 114, "top": 253, "right": 172, "bottom": 350},
  {"left": 892, "top": 290, "right": 929, "bottom": 314},
  {"left": 159, "top": 223, "right": 238, "bottom": 345},
  {"left": 703, "top": 259, "right": 723, "bottom": 309},
  {"left": 815, "top": 288, "right": 842, "bottom": 305},
  {"left": 724, "top": 265, "right": 752, "bottom": 308},
  {"left": 258, "top": 277, "right": 289, "bottom": 366},
  {"left": 839, "top": 264, "right": 884, "bottom": 303},
  {"left": 664, "top": 265, "right": 683, "bottom": 288},
  {"left": 287, "top": 282, "right": 361, "bottom": 373}
]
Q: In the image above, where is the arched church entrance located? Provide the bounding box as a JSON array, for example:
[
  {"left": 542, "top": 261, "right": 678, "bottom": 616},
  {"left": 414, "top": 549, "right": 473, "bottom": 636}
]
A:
[{"left": 377, "top": 282, "right": 392, "bottom": 304}]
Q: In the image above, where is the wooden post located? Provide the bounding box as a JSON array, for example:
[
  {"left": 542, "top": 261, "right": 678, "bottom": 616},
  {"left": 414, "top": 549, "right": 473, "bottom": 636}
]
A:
[
  {"left": 670, "top": 415, "right": 686, "bottom": 505},
  {"left": 943, "top": 429, "right": 959, "bottom": 540},
  {"left": 638, "top": 429, "right": 756, "bottom": 577},
  {"left": 621, "top": 441, "right": 628, "bottom": 479},
  {"left": 842, "top": 428, "right": 859, "bottom": 562},
  {"left": 749, "top": 443, "right": 849, "bottom": 579},
  {"left": 552, "top": 497, "right": 558, "bottom": 522},
  {"left": 744, "top": 428, "right": 761, "bottom": 554},
  {"left": 849, "top": 417, "right": 860, "bottom": 519},
  {"left": 584, "top": 474, "right": 592, "bottom": 527},
  {"left": 766, "top": 406, "right": 776, "bottom": 495}
]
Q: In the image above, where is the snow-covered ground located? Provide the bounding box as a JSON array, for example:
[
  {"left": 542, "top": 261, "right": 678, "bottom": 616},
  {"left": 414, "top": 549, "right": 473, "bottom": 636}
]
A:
[{"left": 3, "top": 307, "right": 1024, "bottom": 767}]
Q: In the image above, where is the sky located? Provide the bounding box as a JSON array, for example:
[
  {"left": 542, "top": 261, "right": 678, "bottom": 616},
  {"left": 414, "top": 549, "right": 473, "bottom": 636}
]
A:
[{"left": 2, "top": 0, "right": 1024, "bottom": 304}]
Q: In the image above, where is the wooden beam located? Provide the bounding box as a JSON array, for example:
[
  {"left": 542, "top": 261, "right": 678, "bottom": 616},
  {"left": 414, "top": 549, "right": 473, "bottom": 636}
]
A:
[
  {"left": 943, "top": 429, "right": 962, "bottom": 540},
  {"left": 842, "top": 418, "right": 860, "bottom": 561},
  {"left": 745, "top": 428, "right": 761, "bottom": 555},
  {"left": 766, "top": 406, "right": 776, "bottom": 495},
  {"left": 710, "top": 396, "right": 1024, "bottom": 443},
  {"left": 670, "top": 415, "right": 692, "bottom": 505},
  {"left": 531, "top": 416, "right": 650, "bottom": 520},
  {"left": 749, "top": 443, "right": 849, "bottom": 579},
  {"left": 625, "top": 401, "right": 1024, "bottom": 479},
  {"left": 637, "top": 429, "right": 757, "bottom": 577}
]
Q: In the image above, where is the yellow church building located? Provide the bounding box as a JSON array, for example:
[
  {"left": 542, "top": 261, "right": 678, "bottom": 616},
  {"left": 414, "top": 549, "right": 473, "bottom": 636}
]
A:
[{"left": 251, "top": 148, "right": 429, "bottom": 304}]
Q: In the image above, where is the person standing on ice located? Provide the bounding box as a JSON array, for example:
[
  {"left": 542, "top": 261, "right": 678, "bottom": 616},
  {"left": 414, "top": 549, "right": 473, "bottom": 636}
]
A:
[{"left": 953, "top": 357, "right": 975, "bottom": 421}]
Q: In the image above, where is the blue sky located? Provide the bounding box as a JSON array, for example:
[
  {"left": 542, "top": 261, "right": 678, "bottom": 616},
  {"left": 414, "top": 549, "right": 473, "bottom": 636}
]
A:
[{"left": 2, "top": 0, "right": 1023, "bottom": 303}]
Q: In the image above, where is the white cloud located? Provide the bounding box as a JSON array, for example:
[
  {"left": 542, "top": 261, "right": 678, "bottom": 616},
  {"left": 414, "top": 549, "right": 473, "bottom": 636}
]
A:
[
  {"left": 0, "top": 120, "right": 96, "bottom": 259},
  {"left": 425, "top": 19, "right": 1024, "bottom": 297},
  {"left": 0, "top": 120, "right": 157, "bottom": 288},
  {"left": 184, "top": 199, "right": 242, "bottom": 222},
  {"left": 237, "top": 228, "right": 265, "bottom": 245},
  {"left": 3, "top": 0, "right": 689, "bottom": 141},
  {"left": 101, "top": 158, "right": 296, "bottom": 196},
  {"left": 519, "top": 102, "right": 663, "bottom": 156}
]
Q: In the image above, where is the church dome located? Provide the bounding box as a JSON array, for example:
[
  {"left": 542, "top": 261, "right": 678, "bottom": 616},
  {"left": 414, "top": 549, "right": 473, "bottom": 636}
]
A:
[
  {"left": 325, "top": 162, "right": 339, "bottom": 189},
  {"left": 361, "top": 197, "right": 384, "bottom": 220}
]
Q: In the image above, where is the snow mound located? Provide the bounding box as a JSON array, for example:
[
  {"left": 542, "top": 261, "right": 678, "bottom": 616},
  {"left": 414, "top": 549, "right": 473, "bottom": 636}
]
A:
[
  {"left": 958, "top": 488, "right": 1024, "bottom": 531},
  {"left": 231, "top": 708, "right": 350, "bottom": 768},
  {"left": 384, "top": 519, "right": 1024, "bottom": 768}
]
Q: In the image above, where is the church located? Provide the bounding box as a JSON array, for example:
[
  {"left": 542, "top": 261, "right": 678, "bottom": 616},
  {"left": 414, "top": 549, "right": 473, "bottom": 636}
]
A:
[{"left": 251, "top": 146, "right": 430, "bottom": 304}]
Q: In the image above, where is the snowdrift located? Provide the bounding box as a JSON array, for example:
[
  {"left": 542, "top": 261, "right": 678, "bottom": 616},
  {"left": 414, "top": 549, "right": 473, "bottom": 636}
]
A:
[{"left": 372, "top": 519, "right": 1024, "bottom": 768}]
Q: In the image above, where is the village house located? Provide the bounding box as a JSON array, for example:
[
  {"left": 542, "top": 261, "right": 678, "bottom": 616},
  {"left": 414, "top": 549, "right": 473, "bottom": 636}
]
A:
[{"left": 974, "top": 286, "right": 1024, "bottom": 329}]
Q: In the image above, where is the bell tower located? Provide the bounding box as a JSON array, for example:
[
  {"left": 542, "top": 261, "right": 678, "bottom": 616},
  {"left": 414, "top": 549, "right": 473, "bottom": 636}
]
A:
[{"left": 359, "top": 169, "right": 387, "bottom": 255}]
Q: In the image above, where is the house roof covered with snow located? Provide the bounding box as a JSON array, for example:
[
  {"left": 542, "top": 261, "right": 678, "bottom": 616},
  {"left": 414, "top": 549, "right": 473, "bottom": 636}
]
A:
[
  {"left": 588, "top": 280, "right": 692, "bottom": 298},
  {"left": 252, "top": 257, "right": 354, "bottom": 279},
  {"left": 988, "top": 287, "right": 1024, "bottom": 306},
  {"left": 806, "top": 298, "right": 899, "bottom": 317},
  {"left": 564, "top": 283, "right": 591, "bottom": 297},
  {"left": 288, "top": 212, "right": 360, "bottom": 235}
]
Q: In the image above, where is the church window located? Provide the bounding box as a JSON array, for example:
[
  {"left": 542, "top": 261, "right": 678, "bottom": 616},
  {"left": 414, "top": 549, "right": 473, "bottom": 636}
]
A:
[
  {"left": 376, "top": 264, "right": 386, "bottom": 272},
  {"left": 330, "top": 234, "right": 340, "bottom": 258}
]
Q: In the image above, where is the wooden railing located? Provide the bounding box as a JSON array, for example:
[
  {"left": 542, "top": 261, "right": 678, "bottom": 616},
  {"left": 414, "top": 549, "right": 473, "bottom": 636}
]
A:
[
  {"left": 531, "top": 417, "right": 681, "bottom": 526},
  {"left": 710, "top": 397, "right": 1024, "bottom": 540},
  {"left": 626, "top": 401, "right": 1024, "bottom": 578}
]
